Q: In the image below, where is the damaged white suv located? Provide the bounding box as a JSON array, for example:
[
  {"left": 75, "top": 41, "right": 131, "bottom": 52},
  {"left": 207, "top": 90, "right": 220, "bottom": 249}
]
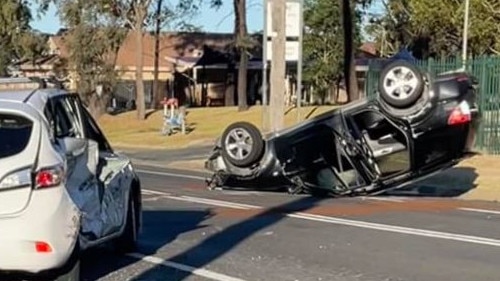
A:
[{"left": 0, "top": 78, "right": 142, "bottom": 281}]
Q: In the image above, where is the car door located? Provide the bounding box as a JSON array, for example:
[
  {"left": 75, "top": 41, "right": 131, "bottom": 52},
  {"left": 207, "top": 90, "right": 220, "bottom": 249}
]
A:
[
  {"left": 44, "top": 94, "right": 106, "bottom": 240},
  {"left": 72, "top": 96, "right": 134, "bottom": 239},
  {"left": 340, "top": 112, "right": 382, "bottom": 183},
  {"left": 341, "top": 107, "right": 419, "bottom": 190}
]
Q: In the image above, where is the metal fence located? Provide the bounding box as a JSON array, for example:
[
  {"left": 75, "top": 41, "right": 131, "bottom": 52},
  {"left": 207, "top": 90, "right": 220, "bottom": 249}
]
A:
[{"left": 365, "top": 56, "right": 500, "bottom": 155}]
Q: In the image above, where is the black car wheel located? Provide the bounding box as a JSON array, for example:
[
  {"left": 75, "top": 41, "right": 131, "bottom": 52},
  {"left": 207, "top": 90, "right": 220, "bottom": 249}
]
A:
[
  {"left": 221, "top": 122, "right": 264, "bottom": 168},
  {"left": 378, "top": 60, "right": 425, "bottom": 108},
  {"left": 53, "top": 259, "right": 80, "bottom": 281},
  {"left": 114, "top": 191, "right": 139, "bottom": 253},
  {"left": 47, "top": 243, "right": 80, "bottom": 281}
]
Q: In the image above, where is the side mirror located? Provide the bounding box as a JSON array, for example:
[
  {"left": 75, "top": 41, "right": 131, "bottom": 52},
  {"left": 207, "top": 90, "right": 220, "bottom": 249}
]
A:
[{"left": 60, "top": 137, "right": 88, "bottom": 156}]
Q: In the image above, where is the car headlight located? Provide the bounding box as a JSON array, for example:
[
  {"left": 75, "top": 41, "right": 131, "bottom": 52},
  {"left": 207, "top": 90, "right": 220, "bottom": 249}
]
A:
[{"left": 0, "top": 168, "right": 32, "bottom": 190}]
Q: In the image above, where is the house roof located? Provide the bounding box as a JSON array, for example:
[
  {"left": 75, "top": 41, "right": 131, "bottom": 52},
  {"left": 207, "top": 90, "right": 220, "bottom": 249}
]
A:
[
  {"left": 359, "top": 42, "right": 377, "bottom": 56},
  {"left": 43, "top": 31, "right": 235, "bottom": 72}
]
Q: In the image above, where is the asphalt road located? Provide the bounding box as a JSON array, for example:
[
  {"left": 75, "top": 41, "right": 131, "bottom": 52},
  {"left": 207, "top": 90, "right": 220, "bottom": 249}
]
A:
[{"left": 80, "top": 165, "right": 500, "bottom": 281}]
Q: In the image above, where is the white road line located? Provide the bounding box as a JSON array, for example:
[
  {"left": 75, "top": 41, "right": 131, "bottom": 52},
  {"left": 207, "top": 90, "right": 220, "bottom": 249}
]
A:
[
  {"left": 361, "top": 196, "right": 406, "bottom": 203},
  {"left": 143, "top": 188, "right": 500, "bottom": 249},
  {"left": 164, "top": 195, "right": 253, "bottom": 210},
  {"left": 142, "top": 189, "right": 172, "bottom": 196},
  {"left": 289, "top": 212, "right": 500, "bottom": 247},
  {"left": 127, "top": 253, "right": 247, "bottom": 281},
  {"left": 138, "top": 169, "right": 410, "bottom": 202},
  {"left": 142, "top": 189, "right": 259, "bottom": 209},
  {"left": 177, "top": 195, "right": 261, "bottom": 210},
  {"left": 137, "top": 169, "right": 206, "bottom": 180},
  {"left": 458, "top": 207, "right": 500, "bottom": 215}
]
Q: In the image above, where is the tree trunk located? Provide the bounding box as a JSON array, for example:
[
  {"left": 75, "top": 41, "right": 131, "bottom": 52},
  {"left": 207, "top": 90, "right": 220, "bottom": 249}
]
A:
[
  {"left": 152, "top": 0, "right": 163, "bottom": 109},
  {"left": 235, "top": 0, "right": 249, "bottom": 111},
  {"left": 134, "top": 8, "right": 146, "bottom": 120},
  {"left": 340, "top": 0, "right": 359, "bottom": 102}
]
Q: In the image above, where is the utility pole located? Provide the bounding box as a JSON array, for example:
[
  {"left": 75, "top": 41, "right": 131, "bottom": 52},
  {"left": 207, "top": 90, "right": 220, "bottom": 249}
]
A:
[
  {"left": 269, "top": 0, "right": 286, "bottom": 132},
  {"left": 461, "top": 0, "right": 470, "bottom": 69}
]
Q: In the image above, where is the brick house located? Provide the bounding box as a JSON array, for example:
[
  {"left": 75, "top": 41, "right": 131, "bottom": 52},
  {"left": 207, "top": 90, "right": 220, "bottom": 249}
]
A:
[{"left": 14, "top": 30, "right": 241, "bottom": 107}]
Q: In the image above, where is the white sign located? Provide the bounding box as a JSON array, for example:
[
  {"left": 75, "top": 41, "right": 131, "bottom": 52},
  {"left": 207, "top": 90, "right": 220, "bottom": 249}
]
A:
[
  {"left": 266, "top": 1, "right": 301, "bottom": 37},
  {"left": 266, "top": 41, "right": 299, "bottom": 61}
]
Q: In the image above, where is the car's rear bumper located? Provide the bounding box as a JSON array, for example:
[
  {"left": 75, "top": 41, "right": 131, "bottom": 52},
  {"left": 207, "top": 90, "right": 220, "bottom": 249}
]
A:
[{"left": 0, "top": 186, "right": 80, "bottom": 274}]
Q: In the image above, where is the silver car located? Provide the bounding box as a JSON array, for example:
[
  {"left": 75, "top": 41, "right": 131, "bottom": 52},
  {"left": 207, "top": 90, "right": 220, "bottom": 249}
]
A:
[{"left": 0, "top": 78, "right": 142, "bottom": 281}]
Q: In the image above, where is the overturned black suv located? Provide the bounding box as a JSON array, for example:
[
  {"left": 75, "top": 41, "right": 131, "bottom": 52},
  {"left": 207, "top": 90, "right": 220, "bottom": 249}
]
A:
[{"left": 205, "top": 60, "right": 481, "bottom": 197}]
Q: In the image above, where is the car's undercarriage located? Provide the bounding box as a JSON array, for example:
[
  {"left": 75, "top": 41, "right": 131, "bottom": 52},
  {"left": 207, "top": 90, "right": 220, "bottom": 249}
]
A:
[{"left": 205, "top": 59, "right": 480, "bottom": 198}]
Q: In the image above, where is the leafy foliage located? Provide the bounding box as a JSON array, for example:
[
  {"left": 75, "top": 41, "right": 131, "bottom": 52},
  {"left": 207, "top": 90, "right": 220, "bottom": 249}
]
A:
[
  {"left": 37, "top": 0, "right": 126, "bottom": 117},
  {"left": 303, "top": 0, "right": 365, "bottom": 101},
  {"left": 38, "top": 0, "right": 221, "bottom": 119},
  {"left": 366, "top": 0, "right": 500, "bottom": 59},
  {"left": 0, "top": 0, "right": 47, "bottom": 75},
  {"left": 303, "top": 0, "right": 343, "bottom": 99}
]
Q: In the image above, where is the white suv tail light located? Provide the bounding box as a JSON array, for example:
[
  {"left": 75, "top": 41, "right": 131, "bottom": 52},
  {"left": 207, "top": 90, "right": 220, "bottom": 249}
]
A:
[{"left": 35, "top": 165, "right": 64, "bottom": 189}]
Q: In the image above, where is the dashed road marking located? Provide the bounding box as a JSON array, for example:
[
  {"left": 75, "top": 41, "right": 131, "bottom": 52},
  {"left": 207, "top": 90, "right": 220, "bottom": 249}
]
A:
[
  {"left": 142, "top": 188, "right": 500, "bottom": 249},
  {"left": 127, "top": 253, "right": 247, "bottom": 281},
  {"left": 137, "top": 169, "right": 207, "bottom": 180},
  {"left": 458, "top": 207, "right": 500, "bottom": 216}
]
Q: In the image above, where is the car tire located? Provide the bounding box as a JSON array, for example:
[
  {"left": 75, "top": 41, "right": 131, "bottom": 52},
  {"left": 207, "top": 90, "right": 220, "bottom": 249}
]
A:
[
  {"left": 379, "top": 73, "right": 438, "bottom": 125},
  {"left": 53, "top": 259, "right": 80, "bottom": 281},
  {"left": 48, "top": 244, "right": 80, "bottom": 281},
  {"left": 378, "top": 60, "right": 425, "bottom": 109},
  {"left": 220, "top": 122, "right": 265, "bottom": 168},
  {"left": 114, "top": 191, "right": 139, "bottom": 253}
]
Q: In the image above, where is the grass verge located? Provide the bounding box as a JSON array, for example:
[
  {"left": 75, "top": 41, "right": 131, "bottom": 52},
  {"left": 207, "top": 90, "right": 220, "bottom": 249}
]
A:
[{"left": 98, "top": 105, "right": 337, "bottom": 150}]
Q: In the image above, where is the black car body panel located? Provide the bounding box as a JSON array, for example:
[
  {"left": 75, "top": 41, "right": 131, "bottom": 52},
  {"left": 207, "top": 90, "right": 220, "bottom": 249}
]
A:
[{"left": 205, "top": 68, "right": 481, "bottom": 197}]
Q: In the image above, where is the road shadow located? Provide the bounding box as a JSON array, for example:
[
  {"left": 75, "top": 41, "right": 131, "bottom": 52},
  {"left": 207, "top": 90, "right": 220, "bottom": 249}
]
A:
[
  {"left": 129, "top": 195, "right": 324, "bottom": 281},
  {"left": 80, "top": 209, "right": 213, "bottom": 281},
  {"left": 381, "top": 167, "right": 478, "bottom": 197}
]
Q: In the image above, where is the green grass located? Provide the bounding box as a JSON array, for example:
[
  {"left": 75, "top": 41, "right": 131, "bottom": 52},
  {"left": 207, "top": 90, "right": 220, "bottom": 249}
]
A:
[{"left": 98, "top": 105, "right": 338, "bottom": 150}]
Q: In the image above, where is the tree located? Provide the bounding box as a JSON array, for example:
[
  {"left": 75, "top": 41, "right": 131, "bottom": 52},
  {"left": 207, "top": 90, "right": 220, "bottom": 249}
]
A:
[
  {"left": 234, "top": 0, "right": 254, "bottom": 111},
  {"left": 303, "top": 0, "right": 344, "bottom": 102},
  {"left": 340, "top": 0, "right": 370, "bottom": 103},
  {"left": 66, "top": 25, "right": 126, "bottom": 118},
  {"left": 0, "top": 0, "right": 46, "bottom": 75},
  {"left": 110, "top": 0, "right": 222, "bottom": 119},
  {"left": 37, "top": 0, "right": 126, "bottom": 118},
  {"left": 303, "top": 0, "right": 364, "bottom": 103},
  {"left": 340, "top": 0, "right": 357, "bottom": 102},
  {"left": 41, "top": 0, "right": 222, "bottom": 120},
  {"left": 151, "top": 0, "right": 204, "bottom": 109},
  {"left": 366, "top": 0, "right": 500, "bottom": 59}
]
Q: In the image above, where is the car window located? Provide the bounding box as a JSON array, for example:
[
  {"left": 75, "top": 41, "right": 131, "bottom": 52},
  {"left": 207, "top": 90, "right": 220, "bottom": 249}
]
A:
[
  {"left": 80, "top": 106, "right": 113, "bottom": 153},
  {"left": 50, "top": 96, "right": 85, "bottom": 139},
  {"left": 0, "top": 113, "right": 33, "bottom": 159}
]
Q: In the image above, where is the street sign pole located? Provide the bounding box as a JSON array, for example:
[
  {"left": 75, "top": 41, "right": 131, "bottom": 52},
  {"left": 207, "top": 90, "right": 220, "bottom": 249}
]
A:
[
  {"left": 296, "top": 0, "right": 303, "bottom": 122},
  {"left": 461, "top": 0, "right": 470, "bottom": 70},
  {"left": 262, "top": 0, "right": 269, "bottom": 132}
]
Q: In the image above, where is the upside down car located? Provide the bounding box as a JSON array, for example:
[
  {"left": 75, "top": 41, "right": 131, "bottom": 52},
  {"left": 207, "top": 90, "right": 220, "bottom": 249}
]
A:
[{"left": 205, "top": 59, "right": 481, "bottom": 197}]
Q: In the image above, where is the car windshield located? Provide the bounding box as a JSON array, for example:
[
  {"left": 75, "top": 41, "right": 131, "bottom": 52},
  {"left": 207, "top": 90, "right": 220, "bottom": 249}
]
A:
[{"left": 0, "top": 113, "right": 33, "bottom": 159}]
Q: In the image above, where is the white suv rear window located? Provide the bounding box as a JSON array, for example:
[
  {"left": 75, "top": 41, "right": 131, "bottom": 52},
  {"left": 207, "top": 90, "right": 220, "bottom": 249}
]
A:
[{"left": 0, "top": 114, "right": 33, "bottom": 159}]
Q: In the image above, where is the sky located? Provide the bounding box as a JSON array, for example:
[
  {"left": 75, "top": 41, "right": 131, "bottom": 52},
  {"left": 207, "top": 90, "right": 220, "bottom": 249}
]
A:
[
  {"left": 30, "top": 0, "right": 265, "bottom": 34},
  {"left": 30, "top": 0, "right": 383, "bottom": 36}
]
